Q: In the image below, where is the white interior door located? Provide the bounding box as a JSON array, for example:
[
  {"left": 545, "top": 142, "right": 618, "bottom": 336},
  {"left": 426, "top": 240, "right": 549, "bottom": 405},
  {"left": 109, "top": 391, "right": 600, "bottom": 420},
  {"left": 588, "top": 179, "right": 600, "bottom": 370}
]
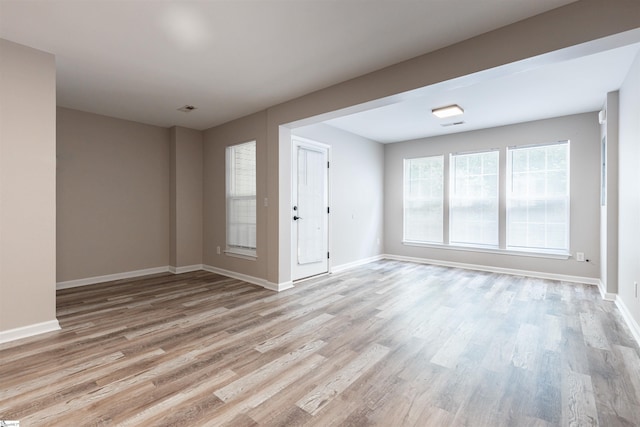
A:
[{"left": 292, "top": 138, "right": 329, "bottom": 281}]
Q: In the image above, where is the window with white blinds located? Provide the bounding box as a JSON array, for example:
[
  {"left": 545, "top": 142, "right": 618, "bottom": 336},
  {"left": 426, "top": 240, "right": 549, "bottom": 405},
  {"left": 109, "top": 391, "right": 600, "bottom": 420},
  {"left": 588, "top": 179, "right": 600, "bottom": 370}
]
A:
[
  {"left": 226, "top": 141, "right": 256, "bottom": 257},
  {"left": 507, "top": 141, "right": 569, "bottom": 252},
  {"left": 450, "top": 150, "right": 499, "bottom": 247},
  {"left": 403, "top": 156, "right": 444, "bottom": 243}
]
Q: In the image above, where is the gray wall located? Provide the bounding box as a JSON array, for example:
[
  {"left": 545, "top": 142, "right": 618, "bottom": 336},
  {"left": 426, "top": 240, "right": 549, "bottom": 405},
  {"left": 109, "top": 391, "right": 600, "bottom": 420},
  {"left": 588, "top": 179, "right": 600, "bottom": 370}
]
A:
[
  {"left": 49, "top": 0, "right": 640, "bottom": 289},
  {"left": 0, "top": 40, "right": 57, "bottom": 334},
  {"left": 57, "top": 107, "right": 170, "bottom": 282},
  {"left": 292, "top": 123, "right": 384, "bottom": 269},
  {"left": 203, "top": 111, "right": 268, "bottom": 280},
  {"left": 263, "top": 0, "right": 640, "bottom": 285},
  {"left": 170, "top": 126, "right": 204, "bottom": 269},
  {"left": 618, "top": 50, "right": 640, "bottom": 329},
  {"left": 384, "top": 113, "right": 600, "bottom": 279}
]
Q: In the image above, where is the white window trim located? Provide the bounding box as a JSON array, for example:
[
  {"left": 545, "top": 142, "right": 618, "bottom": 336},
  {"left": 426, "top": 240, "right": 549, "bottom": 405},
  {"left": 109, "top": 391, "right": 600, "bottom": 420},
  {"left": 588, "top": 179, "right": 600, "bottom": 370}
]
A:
[
  {"left": 402, "top": 240, "right": 571, "bottom": 260},
  {"left": 449, "top": 149, "right": 500, "bottom": 247},
  {"left": 224, "top": 248, "right": 257, "bottom": 260},
  {"left": 506, "top": 140, "right": 570, "bottom": 253},
  {"left": 226, "top": 140, "right": 257, "bottom": 258},
  {"left": 401, "top": 141, "right": 572, "bottom": 260}
]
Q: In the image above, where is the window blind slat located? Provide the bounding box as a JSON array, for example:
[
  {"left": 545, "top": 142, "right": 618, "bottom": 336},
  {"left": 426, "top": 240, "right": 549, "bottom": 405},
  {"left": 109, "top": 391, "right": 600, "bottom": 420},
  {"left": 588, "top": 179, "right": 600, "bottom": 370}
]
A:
[
  {"left": 403, "top": 156, "right": 444, "bottom": 243},
  {"left": 226, "top": 141, "right": 257, "bottom": 254},
  {"left": 450, "top": 150, "right": 499, "bottom": 247},
  {"left": 507, "top": 141, "right": 569, "bottom": 251}
]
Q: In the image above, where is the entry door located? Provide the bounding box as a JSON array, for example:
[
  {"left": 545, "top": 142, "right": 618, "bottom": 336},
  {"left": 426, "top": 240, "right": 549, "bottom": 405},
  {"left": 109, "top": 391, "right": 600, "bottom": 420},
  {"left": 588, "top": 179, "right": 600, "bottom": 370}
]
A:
[{"left": 292, "top": 138, "right": 329, "bottom": 281}]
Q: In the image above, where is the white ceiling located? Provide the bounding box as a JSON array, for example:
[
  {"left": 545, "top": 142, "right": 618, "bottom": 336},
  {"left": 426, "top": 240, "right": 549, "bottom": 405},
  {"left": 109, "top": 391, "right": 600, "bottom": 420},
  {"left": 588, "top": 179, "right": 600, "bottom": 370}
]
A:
[
  {"left": 325, "top": 42, "right": 640, "bottom": 143},
  {"left": 0, "top": 0, "right": 578, "bottom": 131}
]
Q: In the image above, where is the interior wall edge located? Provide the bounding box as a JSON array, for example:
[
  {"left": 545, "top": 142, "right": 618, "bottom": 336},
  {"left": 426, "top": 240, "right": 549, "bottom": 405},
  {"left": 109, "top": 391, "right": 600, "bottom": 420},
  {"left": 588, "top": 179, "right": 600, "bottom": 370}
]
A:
[{"left": 597, "top": 280, "right": 618, "bottom": 302}]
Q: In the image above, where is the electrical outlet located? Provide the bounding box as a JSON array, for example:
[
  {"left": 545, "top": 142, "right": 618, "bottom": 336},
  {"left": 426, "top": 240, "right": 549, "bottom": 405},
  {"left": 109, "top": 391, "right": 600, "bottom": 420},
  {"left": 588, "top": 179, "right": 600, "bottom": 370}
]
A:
[
  {"left": 216, "top": 246, "right": 221, "bottom": 255},
  {"left": 576, "top": 252, "right": 585, "bottom": 262}
]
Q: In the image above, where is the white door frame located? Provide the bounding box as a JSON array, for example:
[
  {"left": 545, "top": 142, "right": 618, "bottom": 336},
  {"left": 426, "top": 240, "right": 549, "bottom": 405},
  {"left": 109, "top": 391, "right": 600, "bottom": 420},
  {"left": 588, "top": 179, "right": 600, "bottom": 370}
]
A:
[{"left": 291, "top": 136, "right": 331, "bottom": 281}]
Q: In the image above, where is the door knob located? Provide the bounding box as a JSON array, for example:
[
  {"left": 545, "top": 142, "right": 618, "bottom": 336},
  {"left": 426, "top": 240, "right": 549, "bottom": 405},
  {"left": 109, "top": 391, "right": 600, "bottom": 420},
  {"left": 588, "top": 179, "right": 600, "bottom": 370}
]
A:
[{"left": 293, "top": 215, "right": 302, "bottom": 220}]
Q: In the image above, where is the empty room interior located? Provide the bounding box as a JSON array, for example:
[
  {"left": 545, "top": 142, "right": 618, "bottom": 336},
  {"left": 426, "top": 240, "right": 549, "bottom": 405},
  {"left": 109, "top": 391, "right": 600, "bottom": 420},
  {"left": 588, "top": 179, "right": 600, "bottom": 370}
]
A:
[{"left": 1, "top": 0, "right": 640, "bottom": 425}]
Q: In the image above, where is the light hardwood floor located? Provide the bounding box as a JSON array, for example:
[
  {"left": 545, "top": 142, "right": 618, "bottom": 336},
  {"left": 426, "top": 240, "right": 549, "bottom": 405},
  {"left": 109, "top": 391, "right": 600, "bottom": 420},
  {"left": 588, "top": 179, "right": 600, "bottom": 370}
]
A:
[{"left": 1, "top": 260, "right": 639, "bottom": 426}]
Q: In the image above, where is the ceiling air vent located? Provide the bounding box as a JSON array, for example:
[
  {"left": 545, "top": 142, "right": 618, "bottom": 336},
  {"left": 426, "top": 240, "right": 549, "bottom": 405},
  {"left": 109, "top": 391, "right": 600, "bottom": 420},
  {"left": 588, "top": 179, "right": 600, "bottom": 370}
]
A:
[
  {"left": 177, "top": 105, "right": 197, "bottom": 113},
  {"left": 441, "top": 121, "right": 465, "bottom": 127}
]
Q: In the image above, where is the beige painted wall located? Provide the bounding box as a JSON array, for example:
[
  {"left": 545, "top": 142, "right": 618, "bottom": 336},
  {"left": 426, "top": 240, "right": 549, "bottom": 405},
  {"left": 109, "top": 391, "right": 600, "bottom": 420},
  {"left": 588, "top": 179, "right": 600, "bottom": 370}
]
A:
[
  {"left": 0, "top": 40, "right": 57, "bottom": 333},
  {"left": 203, "top": 111, "right": 268, "bottom": 279},
  {"left": 55, "top": 0, "right": 640, "bottom": 288},
  {"left": 292, "top": 123, "right": 384, "bottom": 268},
  {"left": 57, "top": 107, "right": 170, "bottom": 282},
  {"left": 384, "top": 113, "right": 601, "bottom": 278},
  {"left": 170, "top": 127, "right": 203, "bottom": 269},
  {"left": 618, "top": 49, "right": 640, "bottom": 330}
]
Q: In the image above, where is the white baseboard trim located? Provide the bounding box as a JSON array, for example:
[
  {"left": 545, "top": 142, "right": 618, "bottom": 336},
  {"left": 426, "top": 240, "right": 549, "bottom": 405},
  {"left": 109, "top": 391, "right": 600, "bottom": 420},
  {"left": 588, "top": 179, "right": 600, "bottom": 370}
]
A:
[
  {"left": 203, "top": 264, "right": 293, "bottom": 292},
  {"left": 56, "top": 264, "right": 293, "bottom": 292},
  {"left": 169, "top": 264, "right": 204, "bottom": 274},
  {"left": 382, "top": 254, "right": 600, "bottom": 286},
  {"left": 597, "top": 279, "right": 618, "bottom": 302},
  {"left": 0, "top": 320, "right": 61, "bottom": 344},
  {"left": 265, "top": 280, "right": 294, "bottom": 292},
  {"left": 57, "top": 266, "right": 170, "bottom": 290},
  {"left": 616, "top": 297, "right": 640, "bottom": 347},
  {"left": 331, "top": 255, "right": 385, "bottom": 274}
]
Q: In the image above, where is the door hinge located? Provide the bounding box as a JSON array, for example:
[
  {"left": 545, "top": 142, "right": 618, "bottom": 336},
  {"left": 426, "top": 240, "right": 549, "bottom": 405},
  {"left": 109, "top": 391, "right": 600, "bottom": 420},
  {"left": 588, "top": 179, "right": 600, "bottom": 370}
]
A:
[
  {"left": 327, "top": 206, "right": 330, "bottom": 214},
  {"left": 327, "top": 251, "right": 330, "bottom": 259},
  {"left": 327, "top": 161, "right": 330, "bottom": 168}
]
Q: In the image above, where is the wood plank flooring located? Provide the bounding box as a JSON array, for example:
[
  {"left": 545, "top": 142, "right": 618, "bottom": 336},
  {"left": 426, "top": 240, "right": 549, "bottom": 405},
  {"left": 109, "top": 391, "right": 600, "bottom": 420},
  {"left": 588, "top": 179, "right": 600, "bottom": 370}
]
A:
[{"left": 1, "top": 260, "right": 639, "bottom": 426}]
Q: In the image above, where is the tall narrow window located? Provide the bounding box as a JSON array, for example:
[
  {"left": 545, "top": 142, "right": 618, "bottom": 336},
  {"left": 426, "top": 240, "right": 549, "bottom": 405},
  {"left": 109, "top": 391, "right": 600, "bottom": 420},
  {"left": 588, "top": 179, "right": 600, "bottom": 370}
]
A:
[
  {"left": 404, "top": 156, "right": 444, "bottom": 243},
  {"left": 226, "top": 141, "right": 256, "bottom": 257},
  {"left": 450, "top": 150, "right": 499, "bottom": 246},
  {"left": 507, "top": 141, "right": 569, "bottom": 252}
]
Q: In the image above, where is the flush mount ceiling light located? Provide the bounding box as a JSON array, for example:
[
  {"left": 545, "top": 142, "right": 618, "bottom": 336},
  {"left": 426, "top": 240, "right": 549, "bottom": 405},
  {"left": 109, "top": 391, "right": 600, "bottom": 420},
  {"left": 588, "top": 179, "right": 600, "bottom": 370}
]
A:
[
  {"left": 177, "top": 105, "right": 197, "bottom": 113},
  {"left": 432, "top": 104, "right": 464, "bottom": 118}
]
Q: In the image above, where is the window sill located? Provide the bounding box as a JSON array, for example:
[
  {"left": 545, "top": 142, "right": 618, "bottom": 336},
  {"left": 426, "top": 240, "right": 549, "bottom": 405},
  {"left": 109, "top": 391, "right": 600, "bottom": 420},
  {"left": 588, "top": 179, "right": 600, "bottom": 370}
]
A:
[
  {"left": 401, "top": 241, "right": 571, "bottom": 260},
  {"left": 224, "top": 249, "right": 257, "bottom": 261}
]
